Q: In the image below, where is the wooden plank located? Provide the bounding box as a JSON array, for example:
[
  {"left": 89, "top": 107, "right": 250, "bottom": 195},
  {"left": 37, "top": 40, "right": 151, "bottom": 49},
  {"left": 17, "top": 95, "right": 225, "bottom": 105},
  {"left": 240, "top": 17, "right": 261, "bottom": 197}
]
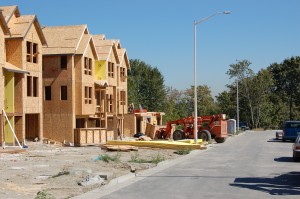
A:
[
  {"left": 101, "top": 144, "right": 138, "bottom": 151},
  {"left": 106, "top": 140, "right": 206, "bottom": 150}
]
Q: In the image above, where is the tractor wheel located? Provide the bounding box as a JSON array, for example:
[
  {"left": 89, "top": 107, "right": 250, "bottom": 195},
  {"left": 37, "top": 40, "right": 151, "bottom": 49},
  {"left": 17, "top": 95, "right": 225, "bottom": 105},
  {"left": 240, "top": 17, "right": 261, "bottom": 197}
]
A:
[
  {"left": 215, "top": 137, "right": 226, "bottom": 143},
  {"left": 173, "top": 130, "right": 184, "bottom": 140},
  {"left": 198, "top": 130, "right": 211, "bottom": 142}
]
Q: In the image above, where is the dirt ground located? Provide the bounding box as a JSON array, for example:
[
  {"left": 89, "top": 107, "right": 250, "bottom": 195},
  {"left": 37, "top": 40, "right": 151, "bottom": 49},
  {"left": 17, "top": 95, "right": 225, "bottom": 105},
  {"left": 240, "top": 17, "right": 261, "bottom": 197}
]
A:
[{"left": 0, "top": 141, "right": 184, "bottom": 199}]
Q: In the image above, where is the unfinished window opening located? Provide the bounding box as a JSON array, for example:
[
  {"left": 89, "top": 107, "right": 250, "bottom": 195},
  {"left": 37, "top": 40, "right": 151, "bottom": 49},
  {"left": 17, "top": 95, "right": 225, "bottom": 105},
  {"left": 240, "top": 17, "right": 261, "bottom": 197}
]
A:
[
  {"left": 26, "top": 41, "right": 38, "bottom": 63},
  {"left": 33, "top": 77, "right": 38, "bottom": 97},
  {"left": 26, "top": 41, "right": 31, "bottom": 62},
  {"left": 61, "top": 86, "right": 67, "bottom": 100},
  {"left": 76, "top": 118, "right": 85, "bottom": 128},
  {"left": 33, "top": 43, "right": 38, "bottom": 63},
  {"left": 84, "top": 57, "right": 92, "bottom": 75},
  {"left": 84, "top": 86, "right": 92, "bottom": 104},
  {"left": 89, "top": 87, "right": 92, "bottom": 104},
  {"left": 107, "top": 94, "right": 113, "bottom": 112},
  {"left": 120, "top": 90, "right": 126, "bottom": 105},
  {"left": 61, "top": 56, "right": 67, "bottom": 69},
  {"left": 89, "top": 58, "right": 92, "bottom": 75},
  {"left": 120, "top": 67, "right": 126, "bottom": 81},
  {"left": 108, "top": 62, "right": 114, "bottom": 78},
  {"left": 84, "top": 57, "right": 88, "bottom": 75},
  {"left": 27, "top": 76, "right": 32, "bottom": 96},
  {"left": 45, "top": 86, "right": 51, "bottom": 100}
]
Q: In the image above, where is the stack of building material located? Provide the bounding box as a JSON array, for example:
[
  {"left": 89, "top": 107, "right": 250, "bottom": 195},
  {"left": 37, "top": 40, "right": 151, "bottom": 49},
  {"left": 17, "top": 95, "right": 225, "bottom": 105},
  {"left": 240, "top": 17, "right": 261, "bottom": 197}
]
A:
[{"left": 106, "top": 140, "right": 207, "bottom": 150}]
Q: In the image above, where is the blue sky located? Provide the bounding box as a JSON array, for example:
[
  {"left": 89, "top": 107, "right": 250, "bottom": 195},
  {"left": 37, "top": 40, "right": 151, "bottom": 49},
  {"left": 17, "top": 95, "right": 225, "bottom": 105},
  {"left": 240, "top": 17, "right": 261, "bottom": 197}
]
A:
[{"left": 2, "top": 0, "right": 300, "bottom": 97}]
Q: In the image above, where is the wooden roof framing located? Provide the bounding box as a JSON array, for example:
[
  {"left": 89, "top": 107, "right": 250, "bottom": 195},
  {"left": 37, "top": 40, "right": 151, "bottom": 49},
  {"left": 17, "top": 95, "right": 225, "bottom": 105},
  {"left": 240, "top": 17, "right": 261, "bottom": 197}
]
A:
[
  {"left": 93, "top": 34, "right": 120, "bottom": 64},
  {"left": 0, "top": 5, "right": 47, "bottom": 45},
  {"left": 0, "top": 10, "right": 10, "bottom": 35},
  {"left": 43, "top": 24, "right": 98, "bottom": 59},
  {"left": 0, "top": 5, "right": 20, "bottom": 23}
]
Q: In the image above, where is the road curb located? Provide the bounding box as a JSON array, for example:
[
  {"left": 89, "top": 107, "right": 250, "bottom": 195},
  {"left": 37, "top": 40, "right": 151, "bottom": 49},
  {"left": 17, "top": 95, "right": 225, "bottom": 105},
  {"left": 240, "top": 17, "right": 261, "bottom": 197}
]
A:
[{"left": 72, "top": 146, "right": 210, "bottom": 199}]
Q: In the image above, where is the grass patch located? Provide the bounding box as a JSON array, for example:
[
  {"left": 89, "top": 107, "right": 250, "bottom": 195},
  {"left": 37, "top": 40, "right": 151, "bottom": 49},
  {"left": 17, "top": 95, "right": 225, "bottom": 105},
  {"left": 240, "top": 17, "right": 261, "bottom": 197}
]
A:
[
  {"left": 129, "top": 152, "right": 165, "bottom": 164},
  {"left": 174, "top": 148, "right": 191, "bottom": 155},
  {"left": 35, "top": 190, "right": 55, "bottom": 199},
  {"left": 99, "top": 152, "right": 121, "bottom": 163},
  {"left": 52, "top": 169, "right": 70, "bottom": 178}
]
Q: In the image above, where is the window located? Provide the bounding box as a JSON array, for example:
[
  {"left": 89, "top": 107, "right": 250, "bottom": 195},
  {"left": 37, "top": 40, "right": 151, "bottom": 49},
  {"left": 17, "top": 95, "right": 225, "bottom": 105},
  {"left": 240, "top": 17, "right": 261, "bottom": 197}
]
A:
[
  {"left": 33, "top": 77, "right": 38, "bottom": 97},
  {"left": 33, "top": 43, "right": 38, "bottom": 63},
  {"left": 61, "top": 56, "right": 67, "bottom": 69},
  {"left": 61, "top": 86, "right": 67, "bottom": 100},
  {"left": 27, "top": 76, "right": 38, "bottom": 97},
  {"left": 120, "top": 67, "right": 126, "bottom": 81},
  {"left": 27, "top": 76, "right": 32, "bottom": 96},
  {"left": 84, "top": 57, "right": 92, "bottom": 75},
  {"left": 26, "top": 41, "right": 38, "bottom": 63},
  {"left": 84, "top": 86, "right": 92, "bottom": 104},
  {"left": 26, "top": 41, "right": 31, "bottom": 62},
  {"left": 45, "top": 86, "right": 51, "bottom": 100},
  {"left": 107, "top": 94, "right": 113, "bottom": 112},
  {"left": 108, "top": 62, "right": 114, "bottom": 78},
  {"left": 120, "top": 91, "right": 126, "bottom": 105}
]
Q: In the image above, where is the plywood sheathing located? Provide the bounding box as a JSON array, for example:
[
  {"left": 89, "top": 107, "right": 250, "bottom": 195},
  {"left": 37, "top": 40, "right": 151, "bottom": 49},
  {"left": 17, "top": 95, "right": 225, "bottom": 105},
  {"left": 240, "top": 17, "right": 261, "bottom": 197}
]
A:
[
  {"left": 42, "top": 25, "right": 88, "bottom": 55},
  {"left": 0, "top": 5, "right": 20, "bottom": 23},
  {"left": 93, "top": 35, "right": 119, "bottom": 64},
  {"left": 1, "top": 9, "right": 47, "bottom": 46},
  {"left": 0, "top": 10, "right": 10, "bottom": 35}
]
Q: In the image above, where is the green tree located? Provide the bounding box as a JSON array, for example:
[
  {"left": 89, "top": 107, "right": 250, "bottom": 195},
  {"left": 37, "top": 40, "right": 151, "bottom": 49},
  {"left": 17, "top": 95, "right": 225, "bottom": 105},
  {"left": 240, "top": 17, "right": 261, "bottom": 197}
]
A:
[
  {"left": 128, "top": 59, "right": 166, "bottom": 112},
  {"left": 269, "top": 56, "right": 300, "bottom": 120},
  {"left": 216, "top": 90, "right": 236, "bottom": 118},
  {"left": 164, "top": 87, "right": 190, "bottom": 122},
  {"left": 226, "top": 60, "right": 255, "bottom": 126},
  {"left": 185, "top": 85, "right": 218, "bottom": 116}
]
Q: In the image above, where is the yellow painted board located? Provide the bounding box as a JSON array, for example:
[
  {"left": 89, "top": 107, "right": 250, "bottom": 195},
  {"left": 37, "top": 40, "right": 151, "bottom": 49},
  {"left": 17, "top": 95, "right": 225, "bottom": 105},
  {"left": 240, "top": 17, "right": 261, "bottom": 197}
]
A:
[
  {"left": 176, "top": 139, "right": 203, "bottom": 144},
  {"left": 4, "top": 116, "right": 14, "bottom": 143},
  {"left": 94, "top": 60, "right": 106, "bottom": 80},
  {"left": 107, "top": 140, "right": 205, "bottom": 150},
  {"left": 4, "top": 71, "right": 14, "bottom": 113}
]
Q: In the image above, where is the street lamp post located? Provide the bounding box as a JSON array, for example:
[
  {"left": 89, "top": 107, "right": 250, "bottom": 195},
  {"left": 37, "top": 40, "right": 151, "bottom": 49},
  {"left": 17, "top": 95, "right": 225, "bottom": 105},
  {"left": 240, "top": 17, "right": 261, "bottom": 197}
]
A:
[
  {"left": 236, "top": 79, "right": 239, "bottom": 134},
  {"left": 194, "top": 11, "right": 231, "bottom": 144}
]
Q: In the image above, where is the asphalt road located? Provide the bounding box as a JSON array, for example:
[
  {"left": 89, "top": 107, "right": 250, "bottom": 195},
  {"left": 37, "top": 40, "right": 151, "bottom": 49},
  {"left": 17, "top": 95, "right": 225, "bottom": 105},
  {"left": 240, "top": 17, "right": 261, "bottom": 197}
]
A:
[{"left": 77, "top": 130, "right": 300, "bottom": 199}]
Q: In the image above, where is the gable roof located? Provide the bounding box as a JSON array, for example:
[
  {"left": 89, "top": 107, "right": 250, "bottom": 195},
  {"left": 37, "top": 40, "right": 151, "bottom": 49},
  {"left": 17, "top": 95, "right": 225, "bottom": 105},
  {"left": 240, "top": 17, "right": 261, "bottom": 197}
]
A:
[
  {"left": 0, "top": 10, "right": 10, "bottom": 35},
  {"left": 0, "top": 5, "right": 46, "bottom": 45},
  {"left": 117, "top": 48, "right": 130, "bottom": 69},
  {"left": 0, "top": 5, "right": 20, "bottom": 23},
  {"left": 43, "top": 24, "right": 96, "bottom": 58},
  {"left": 93, "top": 35, "right": 120, "bottom": 64}
]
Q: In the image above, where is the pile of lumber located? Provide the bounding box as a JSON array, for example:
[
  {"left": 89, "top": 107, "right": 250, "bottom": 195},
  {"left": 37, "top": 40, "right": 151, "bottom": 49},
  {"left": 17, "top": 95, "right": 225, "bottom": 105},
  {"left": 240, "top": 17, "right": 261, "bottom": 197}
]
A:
[{"left": 106, "top": 140, "right": 207, "bottom": 150}]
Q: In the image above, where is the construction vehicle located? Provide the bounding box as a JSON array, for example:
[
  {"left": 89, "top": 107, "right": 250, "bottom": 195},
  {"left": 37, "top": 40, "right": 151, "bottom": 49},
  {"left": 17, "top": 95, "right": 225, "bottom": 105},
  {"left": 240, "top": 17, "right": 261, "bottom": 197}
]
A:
[{"left": 155, "top": 114, "right": 228, "bottom": 143}]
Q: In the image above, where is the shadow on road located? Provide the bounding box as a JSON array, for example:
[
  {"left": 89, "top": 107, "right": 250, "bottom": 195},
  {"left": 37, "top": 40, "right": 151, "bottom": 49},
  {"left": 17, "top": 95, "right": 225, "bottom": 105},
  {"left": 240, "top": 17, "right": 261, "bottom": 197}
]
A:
[
  {"left": 267, "top": 139, "right": 293, "bottom": 143},
  {"left": 230, "top": 172, "right": 300, "bottom": 195},
  {"left": 274, "top": 157, "right": 294, "bottom": 162}
]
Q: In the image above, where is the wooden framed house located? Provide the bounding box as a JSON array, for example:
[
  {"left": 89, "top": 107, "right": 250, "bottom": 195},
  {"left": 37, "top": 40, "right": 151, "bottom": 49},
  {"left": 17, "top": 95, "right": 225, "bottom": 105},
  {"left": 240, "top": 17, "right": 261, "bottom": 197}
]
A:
[
  {"left": 0, "top": 5, "right": 47, "bottom": 146},
  {"left": 93, "top": 35, "right": 130, "bottom": 140},
  {"left": 42, "top": 25, "right": 107, "bottom": 145},
  {"left": 0, "top": 9, "right": 10, "bottom": 145}
]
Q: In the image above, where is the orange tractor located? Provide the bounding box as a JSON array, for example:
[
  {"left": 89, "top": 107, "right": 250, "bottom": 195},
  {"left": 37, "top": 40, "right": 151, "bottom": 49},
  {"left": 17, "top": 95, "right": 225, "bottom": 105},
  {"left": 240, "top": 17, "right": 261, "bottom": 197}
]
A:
[{"left": 155, "top": 114, "right": 228, "bottom": 143}]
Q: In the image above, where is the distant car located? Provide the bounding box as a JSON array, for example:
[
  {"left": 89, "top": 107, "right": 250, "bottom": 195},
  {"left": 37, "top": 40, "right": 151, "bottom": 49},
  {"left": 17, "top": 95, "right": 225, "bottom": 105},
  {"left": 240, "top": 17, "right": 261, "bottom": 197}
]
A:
[
  {"left": 238, "top": 122, "right": 250, "bottom": 131},
  {"left": 293, "top": 135, "right": 300, "bottom": 162},
  {"left": 282, "top": 121, "right": 300, "bottom": 142}
]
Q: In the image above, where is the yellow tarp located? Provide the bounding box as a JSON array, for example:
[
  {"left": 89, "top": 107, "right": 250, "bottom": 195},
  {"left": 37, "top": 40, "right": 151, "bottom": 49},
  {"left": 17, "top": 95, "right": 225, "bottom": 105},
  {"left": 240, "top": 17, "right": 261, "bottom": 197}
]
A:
[{"left": 106, "top": 140, "right": 207, "bottom": 150}]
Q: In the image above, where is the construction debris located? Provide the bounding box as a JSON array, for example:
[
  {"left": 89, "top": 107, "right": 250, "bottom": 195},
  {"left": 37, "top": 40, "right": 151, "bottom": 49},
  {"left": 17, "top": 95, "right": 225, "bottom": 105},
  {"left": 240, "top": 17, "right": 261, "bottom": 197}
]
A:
[
  {"left": 136, "top": 136, "right": 152, "bottom": 141},
  {"left": 101, "top": 145, "right": 138, "bottom": 152}
]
